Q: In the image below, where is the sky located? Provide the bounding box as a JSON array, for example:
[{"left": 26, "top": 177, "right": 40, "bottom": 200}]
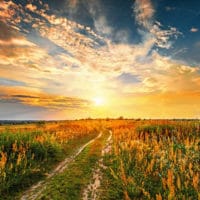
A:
[{"left": 0, "top": 0, "right": 200, "bottom": 120}]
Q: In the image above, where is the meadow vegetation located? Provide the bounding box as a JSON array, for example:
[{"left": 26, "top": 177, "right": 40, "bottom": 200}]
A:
[
  {"left": 0, "top": 119, "right": 199, "bottom": 200},
  {"left": 101, "top": 120, "right": 200, "bottom": 200},
  {"left": 0, "top": 120, "right": 99, "bottom": 198}
]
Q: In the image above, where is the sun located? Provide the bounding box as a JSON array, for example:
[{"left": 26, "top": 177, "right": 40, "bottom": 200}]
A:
[{"left": 93, "top": 97, "right": 105, "bottom": 106}]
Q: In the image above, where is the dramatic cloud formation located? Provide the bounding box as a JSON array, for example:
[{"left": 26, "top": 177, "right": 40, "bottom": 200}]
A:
[
  {"left": 0, "top": 86, "right": 91, "bottom": 110},
  {"left": 0, "top": 0, "right": 199, "bottom": 119},
  {"left": 134, "top": 0, "right": 181, "bottom": 49}
]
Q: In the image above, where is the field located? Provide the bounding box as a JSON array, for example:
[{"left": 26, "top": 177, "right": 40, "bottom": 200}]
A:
[{"left": 0, "top": 120, "right": 199, "bottom": 200}]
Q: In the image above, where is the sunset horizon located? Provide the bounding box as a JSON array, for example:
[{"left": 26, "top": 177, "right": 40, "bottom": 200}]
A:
[{"left": 0, "top": 0, "right": 200, "bottom": 120}]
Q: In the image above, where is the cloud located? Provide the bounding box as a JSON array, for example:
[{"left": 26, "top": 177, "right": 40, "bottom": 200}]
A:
[
  {"left": 0, "top": 0, "right": 197, "bottom": 97},
  {"left": 0, "top": 86, "right": 91, "bottom": 110},
  {"left": 26, "top": 3, "right": 37, "bottom": 12},
  {"left": 0, "top": 78, "right": 26, "bottom": 86},
  {"left": 133, "top": 0, "right": 181, "bottom": 49},
  {"left": 93, "top": 16, "right": 113, "bottom": 36},
  {"left": 87, "top": 2, "right": 113, "bottom": 37},
  {"left": 150, "top": 23, "right": 181, "bottom": 49},
  {"left": 0, "top": 0, "right": 199, "bottom": 119},
  {"left": 134, "top": 0, "right": 155, "bottom": 29},
  {"left": 165, "top": 6, "right": 176, "bottom": 11},
  {"left": 68, "top": 0, "right": 78, "bottom": 8},
  {"left": 190, "top": 27, "right": 198, "bottom": 32},
  {"left": 0, "top": 1, "right": 17, "bottom": 20},
  {"left": 0, "top": 21, "right": 20, "bottom": 41},
  {"left": 196, "top": 41, "right": 200, "bottom": 47}
]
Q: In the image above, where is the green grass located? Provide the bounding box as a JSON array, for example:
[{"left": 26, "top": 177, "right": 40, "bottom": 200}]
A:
[
  {"left": 37, "top": 131, "right": 109, "bottom": 200},
  {"left": 99, "top": 154, "right": 124, "bottom": 200},
  {"left": 0, "top": 131, "right": 62, "bottom": 196},
  {"left": 1, "top": 121, "right": 198, "bottom": 200},
  {"left": 0, "top": 130, "right": 98, "bottom": 200}
]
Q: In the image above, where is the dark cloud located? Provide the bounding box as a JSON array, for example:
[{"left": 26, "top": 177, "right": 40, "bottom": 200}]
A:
[
  {"left": 0, "top": 98, "right": 21, "bottom": 104},
  {"left": 0, "top": 93, "right": 91, "bottom": 110},
  {"left": 11, "top": 95, "right": 38, "bottom": 98},
  {"left": 0, "top": 21, "right": 19, "bottom": 41}
]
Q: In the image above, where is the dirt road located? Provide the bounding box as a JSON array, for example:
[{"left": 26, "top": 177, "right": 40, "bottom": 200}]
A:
[{"left": 20, "top": 132, "right": 102, "bottom": 200}]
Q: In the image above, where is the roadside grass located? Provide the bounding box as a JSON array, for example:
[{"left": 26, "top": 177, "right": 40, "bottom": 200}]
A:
[
  {"left": 0, "top": 129, "right": 98, "bottom": 200},
  {"left": 37, "top": 130, "right": 109, "bottom": 200},
  {"left": 99, "top": 154, "right": 124, "bottom": 200}
]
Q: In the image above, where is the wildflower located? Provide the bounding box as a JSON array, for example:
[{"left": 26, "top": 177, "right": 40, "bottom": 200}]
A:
[{"left": 0, "top": 152, "right": 7, "bottom": 169}]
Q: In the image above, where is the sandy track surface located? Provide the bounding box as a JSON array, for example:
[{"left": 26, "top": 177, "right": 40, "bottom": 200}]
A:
[{"left": 82, "top": 131, "right": 112, "bottom": 200}]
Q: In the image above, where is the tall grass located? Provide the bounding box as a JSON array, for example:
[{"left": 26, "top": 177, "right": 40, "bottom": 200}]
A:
[
  {"left": 106, "top": 120, "right": 200, "bottom": 200},
  {"left": 0, "top": 130, "right": 62, "bottom": 194},
  {"left": 0, "top": 120, "right": 99, "bottom": 196}
]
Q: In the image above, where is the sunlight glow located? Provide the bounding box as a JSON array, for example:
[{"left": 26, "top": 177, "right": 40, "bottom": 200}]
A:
[{"left": 93, "top": 97, "right": 105, "bottom": 106}]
